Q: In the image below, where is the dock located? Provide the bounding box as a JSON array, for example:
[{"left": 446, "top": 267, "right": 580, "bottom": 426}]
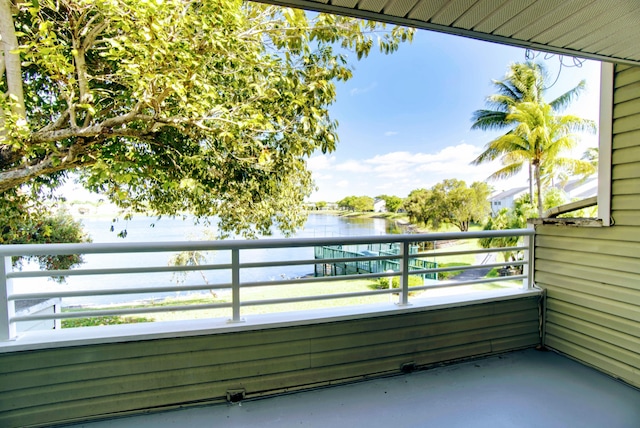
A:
[{"left": 313, "top": 242, "right": 437, "bottom": 278}]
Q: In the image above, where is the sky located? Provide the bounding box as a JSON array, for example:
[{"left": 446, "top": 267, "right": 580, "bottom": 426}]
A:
[
  {"left": 307, "top": 27, "right": 602, "bottom": 202},
  {"left": 61, "top": 23, "right": 602, "bottom": 205}
]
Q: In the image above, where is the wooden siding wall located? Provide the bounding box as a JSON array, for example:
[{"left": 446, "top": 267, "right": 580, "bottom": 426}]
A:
[
  {"left": 536, "top": 64, "right": 640, "bottom": 388},
  {"left": 0, "top": 297, "right": 540, "bottom": 428}
]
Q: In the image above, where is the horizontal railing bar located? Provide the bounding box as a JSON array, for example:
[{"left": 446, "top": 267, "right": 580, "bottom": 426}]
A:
[
  {"left": 406, "top": 261, "right": 525, "bottom": 276},
  {"left": 8, "top": 255, "right": 404, "bottom": 280},
  {"left": 240, "top": 259, "right": 315, "bottom": 269},
  {"left": 408, "top": 275, "right": 527, "bottom": 292},
  {"left": 9, "top": 283, "right": 232, "bottom": 300},
  {"left": 0, "top": 230, "right": 533, "bottom": 257},
  {"left": 240, "top": 288, "right": 396, "bottom": 307},
  {"left": 241, "top": 254, "right": 402, "bottom": 269},
  {"left": 239, "top": 271, "right": 397, "bottom": 288},
  {"left": 8, "top": 262, "right": 524, "bottom": 301},
  {"left": 240, "top": 261, "right": 520, "bottom": 290},
  {"left": 414, "top": 245, "right": 529, "bottom": 258},
  {"left": 11, "top": 301, "right": 233, "bottom": 322},
  {"left": 7, "top": 263, "right": 232, "bottom": 279},
  {"left": 5, "top": 247, "right": 527, "bottom": 274},
  {"left": 13, "top": 275, "right": 526, "bottom": 323}
]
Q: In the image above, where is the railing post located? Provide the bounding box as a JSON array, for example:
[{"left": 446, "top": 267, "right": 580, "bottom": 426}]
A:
[
  {"left": 397, "top": 241, "right": 411, "bottom": 306},
  {"left": 228, "top": 248, "right": 244, "bottom": 323},
  {"left": 0, "top": 255, "right": 16, "bottom": 341},
  {"left": 523, "top": 225, "right": 535, "bottom": 290}
]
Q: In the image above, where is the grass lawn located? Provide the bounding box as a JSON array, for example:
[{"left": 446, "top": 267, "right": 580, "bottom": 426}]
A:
[{"left": 63, "top": 278, "right": 393, "bottom": 325}]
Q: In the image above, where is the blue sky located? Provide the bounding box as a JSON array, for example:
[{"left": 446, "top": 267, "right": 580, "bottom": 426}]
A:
[{"left": 308, "top": 28, "right": 602, "bottom": 202}]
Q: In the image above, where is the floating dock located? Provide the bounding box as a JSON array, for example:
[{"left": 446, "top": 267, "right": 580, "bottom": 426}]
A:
[{"left": 313, "top": 243, "right": 437, "bottom": 278}]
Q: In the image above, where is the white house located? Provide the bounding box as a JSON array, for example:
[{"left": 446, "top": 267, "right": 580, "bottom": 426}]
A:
[
  {"left": 489, "top": 187, "right": 528, "bottom": 214},
  {"left": 373, "top": 198, "right": 386, "bottom": 213},
  {"left": 16, "top": 298, "right": 61, "bottom": 332},
  {"left": 489, "top": 177, "right": 598, "bottom": 215}
]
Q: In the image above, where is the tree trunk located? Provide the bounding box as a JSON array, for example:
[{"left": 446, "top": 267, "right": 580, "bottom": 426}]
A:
[
  {"left": 0, "top": 0, "right": 25, "bottom": 119},
  {"left": 0, "top": 48, "right": 5, "bottom": 134},
  {"left": 535, "top": 164, "right": 543, "bottom": 218},
  {"left": 528, "top": 162, "right": 534, "bottom": 206}
]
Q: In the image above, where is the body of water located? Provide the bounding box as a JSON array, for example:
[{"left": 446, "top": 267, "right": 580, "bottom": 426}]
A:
[{"left": 16, "top": 214, "right": 406, "bottom": 307}]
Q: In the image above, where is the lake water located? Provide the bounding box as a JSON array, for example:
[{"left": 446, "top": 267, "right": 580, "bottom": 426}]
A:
[
  {"left": 82, "top": 212, "right": 395, "bottom": 242},
  {"left": 17, "top": 214, "right": 404, "bottom": 307}
]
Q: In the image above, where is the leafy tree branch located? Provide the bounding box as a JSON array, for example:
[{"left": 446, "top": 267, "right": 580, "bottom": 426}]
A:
[{"left": 0, "top": 0, "right": 414, "bottom": 238}]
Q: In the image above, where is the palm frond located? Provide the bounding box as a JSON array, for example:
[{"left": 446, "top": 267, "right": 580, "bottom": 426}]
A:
[
  {"left": 487, "top": 162, "right": 524, "bottom": 180},
  {"left": 549, "top": 80, "right": 586, "bottom": 111},
  {"left": 492, "top": 79, "right": 520, "bottom": 100},
  {"left": 556, "top": 115, "right": 597, "bottom": 133},
  {"left": 470, "top": 110, "right": 510, "bottom": 131}
]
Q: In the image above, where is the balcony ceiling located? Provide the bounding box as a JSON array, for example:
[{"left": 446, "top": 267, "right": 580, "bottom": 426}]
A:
[{"left": 260, "top": 0, "right": 640, "bottom": 66}]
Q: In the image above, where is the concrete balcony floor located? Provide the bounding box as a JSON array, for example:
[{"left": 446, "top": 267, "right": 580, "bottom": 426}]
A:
[{"left": 62, "top": 348, "right": 640, "bottom": 428}]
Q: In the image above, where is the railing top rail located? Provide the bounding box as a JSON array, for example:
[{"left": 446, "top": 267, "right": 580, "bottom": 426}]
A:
[{"left": 0, "top": 229, "right": 533, "bottom": 256}]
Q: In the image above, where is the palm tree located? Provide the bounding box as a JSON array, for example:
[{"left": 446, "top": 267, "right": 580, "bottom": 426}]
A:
[{"left": 471, "top": 62, "right": 596, "bottom": 217}]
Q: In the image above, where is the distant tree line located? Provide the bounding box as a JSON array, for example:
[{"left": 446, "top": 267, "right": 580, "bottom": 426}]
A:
[{"left": 327, "top": 179, "right": 491, "bottom": 232}]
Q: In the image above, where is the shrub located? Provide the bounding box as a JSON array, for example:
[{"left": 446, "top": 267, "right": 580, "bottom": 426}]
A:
[
  {"left": 62, "top": 316, "right": 153, "bottom": 328},
  {"left": 373, "top": 275, "right": 424, "bottom": 290}
]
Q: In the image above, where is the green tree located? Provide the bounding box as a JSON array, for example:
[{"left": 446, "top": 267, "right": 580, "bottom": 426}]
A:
[
  {"left": 338, "top": 196, "right": 357, "bottom": 211},
  {"left": 448, "top": 181, "right": 491, "bottom": 232},
  {"left": 315, "top": 201, "right": 327, "bottom": 210},
  {"left": 376, "top": 194, "right": 403, "bottom": 213},
  {"left": 0, "top": 0, "right": 413, "bottom": 239},
  {"left": 404, "top": 188, "right": 431, "bottom": 226},
  {"left": 404, "top": 179, "right": 490, "bottom": 232},
  {"left": 1, "top": 195, "right": 90, "bottom": 274},
  {"left": 471, "top": 62, "right": 596, "bottom": 218},
  {"left": 337, "top": 195, "right": 374, "bottom": 212},
  {"left": 479, "top": 196, "right": 536, "bottom": 265},
  {"left": 353, "top": 196, "right": 375, "bottom": 212}
]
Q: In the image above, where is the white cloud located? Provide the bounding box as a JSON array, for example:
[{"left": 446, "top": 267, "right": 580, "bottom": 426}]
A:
[
  {"left": 349, "top": 82, "right": 377, "bottom": 96},
  {"left": 335, "top": 160, "right": 371, "bottom": 173},
  {"left": 384, "top": 131, "right": 399, "bottom": 137},
  {"left": 313, "top": 173, "right": 333, "bottom": 180},
  {"left": 307, "top": 143, "right": 525, "bottom": 202},
  {"left": 307, "top": 154, "right": 336, "bottom": 172},
  {"left": 363, "top": 144, "right": 488, "bottom": 178}
]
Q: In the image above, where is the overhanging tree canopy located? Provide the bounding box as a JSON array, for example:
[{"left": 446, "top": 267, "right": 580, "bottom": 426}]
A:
[{"left": 0, "top": 0, "right": 413, "bottom": 238}]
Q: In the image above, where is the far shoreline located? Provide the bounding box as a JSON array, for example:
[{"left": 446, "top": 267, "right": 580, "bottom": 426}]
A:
[
  {"left": 62, "top": 200, "right": 431, "bottom": 234},
  {"left": 312, "top": 209, "right": 429, "bottom": 233}
]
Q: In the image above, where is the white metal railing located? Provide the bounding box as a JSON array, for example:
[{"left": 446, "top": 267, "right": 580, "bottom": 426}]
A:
[{"left": 0, "top": 229, "right": 535, "bottom": 341}]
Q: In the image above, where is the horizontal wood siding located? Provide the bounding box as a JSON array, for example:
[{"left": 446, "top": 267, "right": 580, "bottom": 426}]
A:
[
  {"left": 536, "top": 64, "right": 640, "bottom": 388},
  {"left": 0, "top": 297, "right": 540, "bottom": 427}
]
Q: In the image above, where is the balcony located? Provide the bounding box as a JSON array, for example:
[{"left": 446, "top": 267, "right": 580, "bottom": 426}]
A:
[
  {"left": 1, "top": 229, "right": 535, "bottom": 342},
  {"left": 58, "top": 348, "right": 640, "bottom": 428},
  {"left": 1, "top": 229, "right": 638, "bottom": 427}
]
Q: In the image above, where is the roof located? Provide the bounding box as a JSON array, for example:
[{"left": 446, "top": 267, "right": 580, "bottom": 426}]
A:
[
  {"left": 490, "top": 186, "right": 528, "bottom": 201},
  {"left": 561, "top": 177, "right": 597, "bottom": 193},
  {"left": 572, "top": 184, "right": 598, "bottom": 199},
  {"left": 261, "top": 0, "right": 640, "bottom": 66}
]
